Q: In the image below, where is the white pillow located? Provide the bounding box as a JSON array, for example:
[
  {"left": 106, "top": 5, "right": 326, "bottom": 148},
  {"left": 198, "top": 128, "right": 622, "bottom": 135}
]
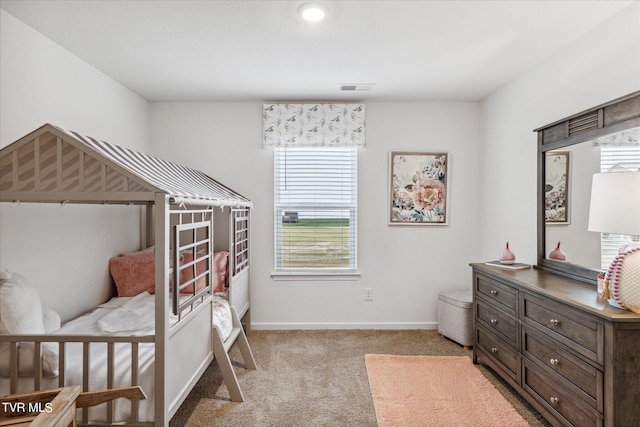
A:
[
  {"left": 0, "top": 270, "right": 58, "bottom": 377},
  {"left": 41, "top": 307, "right": 61, "bottom": 378},
  {"left": 42, "top": 307, "right": 61, "bottom": 334},
  {"left": 0, "top": 273, "right": 45, "bottom": 334}
]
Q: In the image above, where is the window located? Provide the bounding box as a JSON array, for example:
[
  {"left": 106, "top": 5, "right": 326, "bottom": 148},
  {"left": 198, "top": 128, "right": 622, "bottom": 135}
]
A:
[
  {"left": 598, "top": 144, "right": 640, "bottom": 269},
  {"left": 274, "top": 147, "right": 357, "bottom": 274}
]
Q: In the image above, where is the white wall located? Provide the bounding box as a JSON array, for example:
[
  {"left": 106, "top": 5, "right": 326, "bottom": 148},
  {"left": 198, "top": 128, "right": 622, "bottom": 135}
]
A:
[
  {"left": 2, "top": 1, "right": 638, "bottom": 327},
  {"left": 150, "top": 101, "right": 483, "bottom": 329},
  {"left": 0, "top": 10, "right": 150, "bottom": 321},
  {"left": 478, "top": 2, "right": 640, "bottom": 268}
]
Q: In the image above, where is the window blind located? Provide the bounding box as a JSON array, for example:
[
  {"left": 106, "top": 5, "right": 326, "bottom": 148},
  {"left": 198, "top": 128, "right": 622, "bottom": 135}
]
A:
[
  {"left": 274, "top": 147, "right": 357, "bottom": 271},
  {"left": 598, "top": 145, "right": 640, "bottom": 269}
]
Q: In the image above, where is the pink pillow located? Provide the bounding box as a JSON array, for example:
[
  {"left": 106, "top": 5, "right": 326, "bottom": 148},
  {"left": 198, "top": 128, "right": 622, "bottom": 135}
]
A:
[
  {"left": 109, "top": 247, "right": 156, "bottom": 297},
  {"left": 180, "top": 251, "right": 208, "bottom": 294},
  {"left": 213, "top": 251, "right": 229, "bottom": 293}
]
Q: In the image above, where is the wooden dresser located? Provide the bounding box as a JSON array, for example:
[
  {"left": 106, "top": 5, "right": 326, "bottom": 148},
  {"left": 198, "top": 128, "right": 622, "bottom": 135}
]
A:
[{"left": 471, "top": 263, "right": 640, "bottom": 427}]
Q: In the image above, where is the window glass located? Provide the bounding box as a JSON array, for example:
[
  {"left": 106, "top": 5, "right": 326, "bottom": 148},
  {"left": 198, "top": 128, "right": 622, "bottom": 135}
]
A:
[{"left": 274, "top": 147, "right": 357, "bottom": 272}]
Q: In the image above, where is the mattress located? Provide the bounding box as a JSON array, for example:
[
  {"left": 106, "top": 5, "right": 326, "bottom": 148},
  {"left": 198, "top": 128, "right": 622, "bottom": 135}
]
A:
[
  {"left": 0, "top": 293, "right": 157, "bottom": 422},
  {"left": 0, "top": 291, "right": 233, "bottom": 423}
]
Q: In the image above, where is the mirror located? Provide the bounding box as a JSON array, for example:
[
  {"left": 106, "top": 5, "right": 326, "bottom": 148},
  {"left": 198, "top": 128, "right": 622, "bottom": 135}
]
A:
[
  {"left": 544, "top": 143, "right": 601, "bottom": 270},
  {"left": 536, "top": 91, "right": 640, "bottom": 284}
]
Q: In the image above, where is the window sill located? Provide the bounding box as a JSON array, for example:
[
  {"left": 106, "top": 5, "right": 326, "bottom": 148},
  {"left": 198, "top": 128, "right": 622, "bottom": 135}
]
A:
[{"left": 271, "top": 270, "right": 361, "bottom": 281}]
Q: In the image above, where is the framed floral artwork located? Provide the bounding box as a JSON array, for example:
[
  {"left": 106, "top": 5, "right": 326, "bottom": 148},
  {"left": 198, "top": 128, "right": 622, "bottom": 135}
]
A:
[
  {"left": 545, "top": 151, "right": 570, "bottom": 224},
  {"left": 389, "top": 151, "right": 448, "bottom": 225}
]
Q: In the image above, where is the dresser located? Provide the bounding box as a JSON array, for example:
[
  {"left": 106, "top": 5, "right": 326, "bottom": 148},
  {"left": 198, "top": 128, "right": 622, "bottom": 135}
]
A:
[{"left": 471, "top": 263, "right": 640, "bottom": 427}]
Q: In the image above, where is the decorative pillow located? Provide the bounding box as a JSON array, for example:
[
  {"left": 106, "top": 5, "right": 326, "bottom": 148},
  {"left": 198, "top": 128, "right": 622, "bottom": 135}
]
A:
[
  {"left": 213, "top": 251, "right": 229, "bottom": 293},
  {"left": 180, "top": 251, "right": 208, "bottom": 294},
  {"left": 0, "top": 273, "right": 44, "bottom": 334},
  {"left": 0, "top": 270, "right": 59, "bottom": 378},
  {"left": 41, "top": 307, "right": 61, "bottom": 378},
  {"left": 0, "top": 267, "right": 11, "bottom": 283},
  {"left": 42, "top": 307, "right": 61, "bottom": 334},
  {"left": 109, "top": 246, "right": 156, "bottom": 297}
]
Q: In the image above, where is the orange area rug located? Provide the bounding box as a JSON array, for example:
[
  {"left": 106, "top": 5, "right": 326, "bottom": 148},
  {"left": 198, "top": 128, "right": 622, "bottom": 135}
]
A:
[{"left": 365, "top": 355, "right": 529, "bottom": 427}]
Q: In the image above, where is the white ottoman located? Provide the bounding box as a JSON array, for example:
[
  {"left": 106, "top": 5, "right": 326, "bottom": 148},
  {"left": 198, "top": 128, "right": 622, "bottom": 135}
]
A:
[{"left": 438, "top": 289, "right": 473, "bottom": 348}]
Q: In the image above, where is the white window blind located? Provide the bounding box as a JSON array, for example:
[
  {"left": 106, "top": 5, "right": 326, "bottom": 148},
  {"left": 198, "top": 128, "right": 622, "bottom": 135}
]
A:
[
  {"left": 598, "top": 145, "right": 640, "bottom": 269},
  {"left": 274, "top": 147, "right": 357, "bottom": 272}
]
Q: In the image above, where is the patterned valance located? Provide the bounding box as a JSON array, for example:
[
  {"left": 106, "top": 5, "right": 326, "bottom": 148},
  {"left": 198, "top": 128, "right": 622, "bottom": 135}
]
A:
[
  {"left": 593, "top": 126, "right": 640, "bottom": 147},
  {"left": 263, "top": 104, "right": 365, "bottom": 147}
]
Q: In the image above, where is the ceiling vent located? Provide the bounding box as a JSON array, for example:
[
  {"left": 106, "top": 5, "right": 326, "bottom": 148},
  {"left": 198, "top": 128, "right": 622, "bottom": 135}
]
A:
[{"left": 340, "top": 83, "right": 376, "bottom": 92}]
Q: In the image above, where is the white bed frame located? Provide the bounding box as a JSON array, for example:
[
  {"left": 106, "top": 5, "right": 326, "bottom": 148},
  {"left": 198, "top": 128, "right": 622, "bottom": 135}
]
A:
[{"left": 0, "top": 124, "right": 255, "bottom": 426}]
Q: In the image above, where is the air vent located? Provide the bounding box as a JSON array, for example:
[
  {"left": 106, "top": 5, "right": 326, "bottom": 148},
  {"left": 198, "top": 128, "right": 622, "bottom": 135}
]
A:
[
  {"left": 340, "top": 83, "right": 376, "bottom": 92},
  {"left": 568, "top": 111, "right": 599, "bottom": 135}
]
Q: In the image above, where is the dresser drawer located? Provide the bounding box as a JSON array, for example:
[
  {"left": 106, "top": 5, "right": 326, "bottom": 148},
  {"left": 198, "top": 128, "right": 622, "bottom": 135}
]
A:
[
  {"left": 524, "top": 327, "right": 601, "bottom": 407},
  {"left": 523, "top": 293, "right": 602, "bottom": 363},
  {"left": 476, "top": 325, "right": 519, "bottom": 380},
  {"left": 523, "top": 360, "right": 602, "bottom": 427},
  {"left": 476, "top": 274, "right": 517, "bottom": 316},
  {"left": 476, "top": 299, "right": 518, "bottom": 347}
]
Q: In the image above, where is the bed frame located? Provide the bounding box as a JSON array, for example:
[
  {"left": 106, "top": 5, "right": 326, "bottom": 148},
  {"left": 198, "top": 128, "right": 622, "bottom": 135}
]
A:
[{"left": 0, "top": 124, "right": 255, "bottom": 426}]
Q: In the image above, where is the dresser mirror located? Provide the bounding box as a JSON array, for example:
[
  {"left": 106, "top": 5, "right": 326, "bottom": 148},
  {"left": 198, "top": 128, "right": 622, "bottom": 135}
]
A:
[{"left": 535, "top": 91, "right": 640, "bottom": 284}]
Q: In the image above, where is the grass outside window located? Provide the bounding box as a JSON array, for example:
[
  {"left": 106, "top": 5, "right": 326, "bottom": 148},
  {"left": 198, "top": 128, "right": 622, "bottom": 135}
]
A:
[{"left": 280, "top": 219, "right": 350, "bottom": 268}]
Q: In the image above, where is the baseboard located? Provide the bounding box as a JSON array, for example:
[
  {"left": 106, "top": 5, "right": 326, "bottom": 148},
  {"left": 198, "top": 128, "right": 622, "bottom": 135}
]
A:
[{"left": 251, "top": 321, "right": 438, "bottom": 330}]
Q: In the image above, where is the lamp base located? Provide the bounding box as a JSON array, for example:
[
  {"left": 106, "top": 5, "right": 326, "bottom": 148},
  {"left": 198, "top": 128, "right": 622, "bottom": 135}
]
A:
[{"left": 605, "top": 247, "right": 640, "bottom": 311}]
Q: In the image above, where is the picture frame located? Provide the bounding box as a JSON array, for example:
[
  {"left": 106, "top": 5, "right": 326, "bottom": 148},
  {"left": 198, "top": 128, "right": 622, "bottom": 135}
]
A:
[
  {"left": 545, "top": 151, "right": 570, "bottom": 224},
  {"left": 389, "top": 151, "right": 448, "bottom": 225}
]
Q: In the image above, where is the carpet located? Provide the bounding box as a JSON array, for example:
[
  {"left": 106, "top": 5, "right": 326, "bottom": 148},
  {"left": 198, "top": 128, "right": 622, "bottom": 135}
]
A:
[{"left": 365, "top": 355, "right": 530, "bottom": 427}]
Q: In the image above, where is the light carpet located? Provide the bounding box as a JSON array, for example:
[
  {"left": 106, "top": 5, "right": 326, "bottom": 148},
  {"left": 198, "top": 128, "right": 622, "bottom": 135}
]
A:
[{"left": 365, "top": 354, "right": 530, "bottom": 427}]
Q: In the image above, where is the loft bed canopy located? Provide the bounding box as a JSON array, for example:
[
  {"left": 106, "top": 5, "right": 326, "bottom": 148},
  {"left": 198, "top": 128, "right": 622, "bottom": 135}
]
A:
[
  {"left": 0, "top": 123, "right": 255, "bottom": 424},
  {"left": 0, "top": 123, "right": 252, "bottom": 208}
]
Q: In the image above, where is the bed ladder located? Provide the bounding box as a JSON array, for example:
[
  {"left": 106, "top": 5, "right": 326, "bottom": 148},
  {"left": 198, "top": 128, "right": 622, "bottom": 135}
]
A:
[{"left": 212, "top": 306, "right": 257, "bottom": 402}]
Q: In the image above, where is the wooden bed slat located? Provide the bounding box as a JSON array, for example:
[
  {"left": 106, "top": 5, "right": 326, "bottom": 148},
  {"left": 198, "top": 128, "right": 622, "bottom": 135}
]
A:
[
  {"left": 131, "top": 343, "right": 140, "bottom": 424},
  {"left": 82, "top": 342, "right": 90, "bottom": 424},
  {"left": 107, "top": 342, "right": 115, "bottom": 424},
  {"left": 33, "top": 342, "right": 42, "bottom": 391},
  {"left": 56, "top": 138, "right": 63, "bottom": 191},
  {"left": 58, "top": 342, "right": 65, "bottom": 388},
  {"left": 9, "top": 343, "right": 18, "bottom": 395},
  {"left": 34, "top": 137, "right": 40, "bottom": 191},
  {"left": 1, "top": 335, "right": 152, "bottom": 425}
]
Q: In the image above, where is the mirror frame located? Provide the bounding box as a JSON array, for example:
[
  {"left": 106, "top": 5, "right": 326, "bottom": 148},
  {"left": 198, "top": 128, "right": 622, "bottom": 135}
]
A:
[{"left": 535, "top": 91, "right": 640, "bottom": 284}]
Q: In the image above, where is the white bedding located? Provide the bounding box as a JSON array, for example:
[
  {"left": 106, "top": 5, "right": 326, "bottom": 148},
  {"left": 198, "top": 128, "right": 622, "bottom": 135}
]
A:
[
  {"left": 0, "top": 291, "right": 234, "bottom": 423},
  {"left": 213, "top": 292, "right": 233, "bottom": 341},
  {"left": 0, "top": 294, "right": 157, "bottom": 423},
  {"left": 97, "top": 292, "right": 156, "bottom": 333},
  {"left": 98, "top": 291, "right": 232, "bottom": 340}
]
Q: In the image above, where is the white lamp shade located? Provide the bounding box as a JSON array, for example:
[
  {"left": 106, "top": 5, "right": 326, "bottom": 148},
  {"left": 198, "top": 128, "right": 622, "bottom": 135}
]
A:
[{"left": 588, "top": 172, "right": 640, "bottom": 236}]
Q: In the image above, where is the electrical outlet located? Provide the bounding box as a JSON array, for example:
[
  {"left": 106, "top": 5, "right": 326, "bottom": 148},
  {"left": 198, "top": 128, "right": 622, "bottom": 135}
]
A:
[{"left": 364, "top": 288, "right": 373, "bottom": 301}]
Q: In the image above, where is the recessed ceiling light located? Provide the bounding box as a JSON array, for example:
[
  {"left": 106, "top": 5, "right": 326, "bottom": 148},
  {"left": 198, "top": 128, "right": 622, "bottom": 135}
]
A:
[{"left": 298, "top": 3, "right": 328, "bottom": 22}]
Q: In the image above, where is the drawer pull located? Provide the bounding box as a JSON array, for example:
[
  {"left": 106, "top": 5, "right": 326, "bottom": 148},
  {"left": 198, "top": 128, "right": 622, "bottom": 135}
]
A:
[
  {"left": 549, "top": 318, "right": 560, "bottom": 326},
  {"left": 490, "top": 318, "right": 498, "bottom": 325},
  {"left": 491, "top": 347, "right": 498, "bottom": 353},
  {"left": 490, "top": 290, "right": 498, "bottom": 296},
  {"left": 549, "top": 396, "right": 559, "bottom": 405},
  {"left": 550, "top": 358, "right": 559, "bottom": 366}
]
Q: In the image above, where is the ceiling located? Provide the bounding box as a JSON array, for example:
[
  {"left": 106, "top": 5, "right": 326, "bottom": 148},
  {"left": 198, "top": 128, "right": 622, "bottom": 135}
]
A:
[{"left": 0, "top": 0, "right": 635, "bottom": 102}]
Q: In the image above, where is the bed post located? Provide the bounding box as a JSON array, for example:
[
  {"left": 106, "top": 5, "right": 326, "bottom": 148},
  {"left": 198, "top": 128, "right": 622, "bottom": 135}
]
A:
[
  {"left": 145, "top": 202, "right": 154, "bottom": 247},
  {"left": 154, "top": 193, "right": 170, "bottom": 427}
]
